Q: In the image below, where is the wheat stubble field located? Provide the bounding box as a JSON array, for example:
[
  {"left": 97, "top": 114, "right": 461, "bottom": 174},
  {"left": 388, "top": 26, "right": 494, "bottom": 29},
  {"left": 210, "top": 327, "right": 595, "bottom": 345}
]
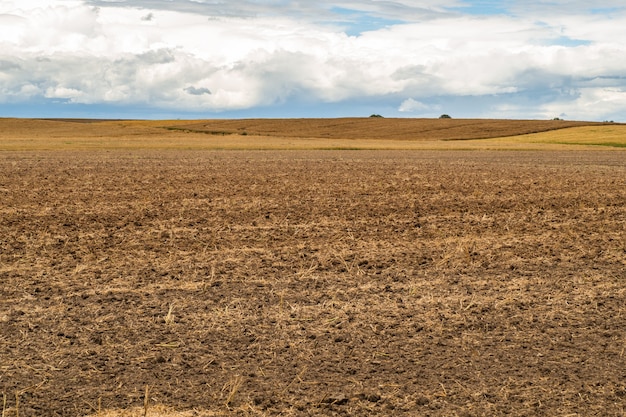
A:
[{"left": 1, "top": 118, "right": 625, "bottom": 416}]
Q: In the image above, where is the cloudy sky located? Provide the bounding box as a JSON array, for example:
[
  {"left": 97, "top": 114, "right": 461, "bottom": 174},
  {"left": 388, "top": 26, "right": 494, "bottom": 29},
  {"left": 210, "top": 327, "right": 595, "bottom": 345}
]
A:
[{"left": 1, "top": 0, "right": 625, "bottom": 120}]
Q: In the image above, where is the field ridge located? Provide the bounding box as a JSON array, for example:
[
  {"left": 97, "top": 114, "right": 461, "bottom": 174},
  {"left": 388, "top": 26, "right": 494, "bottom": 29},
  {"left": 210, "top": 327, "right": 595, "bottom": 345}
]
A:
[
  {"left": 0, "top": 117, "right": 624, "bottom": 150},
  {"left": 169, "top": 117, "right": 611, "bottom": 141}
]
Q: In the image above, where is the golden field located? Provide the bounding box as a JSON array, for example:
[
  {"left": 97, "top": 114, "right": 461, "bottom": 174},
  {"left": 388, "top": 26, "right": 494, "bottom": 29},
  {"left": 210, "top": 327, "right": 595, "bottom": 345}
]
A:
[{"left": 0, "top": 117, "right": 624, "bottom": 150}]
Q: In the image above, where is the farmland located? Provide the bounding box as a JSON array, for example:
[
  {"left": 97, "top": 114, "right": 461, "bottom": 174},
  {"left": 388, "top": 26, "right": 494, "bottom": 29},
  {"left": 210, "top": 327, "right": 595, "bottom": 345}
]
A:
[
  {"left": 0, "top": 117, "right": 625, "bottom": 151},
  {"left": 0, "top": 118, "right": 625, "bottom": 416}
]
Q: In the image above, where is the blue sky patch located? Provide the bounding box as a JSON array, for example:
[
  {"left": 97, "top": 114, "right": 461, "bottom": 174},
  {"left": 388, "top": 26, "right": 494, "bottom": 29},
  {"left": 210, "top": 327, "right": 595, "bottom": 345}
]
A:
[
  {"left": 330, "top": 7, "right": 405, "bottom": 36},
  {"left": 446, "top": 0, "right": 511, "bottom": 16},
  {"left": 590, "top": 7, "right": 624, "bottom": 15},
  {"left": 547, "top": 36, "right": 592, "bottom": 47}
]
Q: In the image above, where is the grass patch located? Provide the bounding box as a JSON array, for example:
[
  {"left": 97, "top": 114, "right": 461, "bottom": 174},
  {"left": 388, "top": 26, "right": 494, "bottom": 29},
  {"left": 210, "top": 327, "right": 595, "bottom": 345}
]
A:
[
  {"left": 511, "top": 125, "right": 626, "bottom": 147},
  {"left": 559, "top": 141, "right": 626, "bottom": 148}
]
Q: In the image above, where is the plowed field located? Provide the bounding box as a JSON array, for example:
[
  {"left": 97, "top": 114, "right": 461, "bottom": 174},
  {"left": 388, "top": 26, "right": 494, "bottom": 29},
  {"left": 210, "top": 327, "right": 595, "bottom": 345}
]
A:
[
  {"left": 171, "top": 118, "right": 601, "bottom": 140},
  {"left": 1, "top": 148, "right": 625, "bottom": 416},
  {"left": 1, "top": 118, "right": 623, "bottom": 151}
]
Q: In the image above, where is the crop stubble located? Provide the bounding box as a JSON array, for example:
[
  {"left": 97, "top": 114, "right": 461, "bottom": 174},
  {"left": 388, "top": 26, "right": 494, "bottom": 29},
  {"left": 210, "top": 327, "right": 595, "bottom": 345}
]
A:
[{"left": 0, "top": 150, "right": 625, "bottom": 416}]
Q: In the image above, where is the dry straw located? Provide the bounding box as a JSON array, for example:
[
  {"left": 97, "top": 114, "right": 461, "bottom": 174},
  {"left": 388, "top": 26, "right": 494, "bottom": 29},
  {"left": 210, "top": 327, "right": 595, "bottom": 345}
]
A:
[
  {"left": 164, "top": 304, "right": 175, "bottom": 325},
  {"left": 143, "top": 386, "right": 150, "bottom": 417},
  {"left": 223, "top": 376, "right": 244, "bottom": 408}
]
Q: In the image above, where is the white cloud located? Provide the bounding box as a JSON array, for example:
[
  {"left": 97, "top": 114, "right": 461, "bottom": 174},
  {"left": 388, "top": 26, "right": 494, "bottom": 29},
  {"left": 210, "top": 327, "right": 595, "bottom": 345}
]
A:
[
  {"left": 1, "top": 1, "right": 626, "bottom": 119},
  {"left": 540, "top": 87, "right": 626, "bottom": 121},
  {"left": 45, "top": 86, "right": 86, "bottom": 101},
  {"left": 398, "top": 98, "right": 431, "bottom": 112}
]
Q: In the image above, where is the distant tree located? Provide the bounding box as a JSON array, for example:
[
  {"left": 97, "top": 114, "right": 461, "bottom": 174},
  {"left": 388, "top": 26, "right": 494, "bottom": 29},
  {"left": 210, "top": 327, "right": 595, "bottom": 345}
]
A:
[
  {"left": 370, "top": 114, "right": 384, "bottom": 118},
  {"left": 553, "top": 117, "right": 562, "bottom": 121},
  {"left": 439, "top": 114, "right": 452, "bottom": 119}
]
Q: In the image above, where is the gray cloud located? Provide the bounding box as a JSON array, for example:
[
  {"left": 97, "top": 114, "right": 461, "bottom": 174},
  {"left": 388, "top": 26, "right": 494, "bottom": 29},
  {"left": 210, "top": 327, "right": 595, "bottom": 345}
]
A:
[
  {"left": 86, "top": 0, "right": 286, "bottom": 18},
  {"left": 0, "top": 59, "right": 22, "bottom": 72},
  {"left": 185, "top": 86, "right": 212, "bottom": 95},
  {"left": 82, "top": 1, "right": 626, "bottom": 24},
  {"left": 137, "top": 49, "right": 176, "bottom": 65},
  {"left": 84, "top": 0, "right": 458, "bottom": 22}
]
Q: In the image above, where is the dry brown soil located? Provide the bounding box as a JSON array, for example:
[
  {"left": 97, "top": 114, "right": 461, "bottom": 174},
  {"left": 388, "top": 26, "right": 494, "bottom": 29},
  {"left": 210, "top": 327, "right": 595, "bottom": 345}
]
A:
[
  {"left": 1, "top": 150, "right": 625, "bottom": 416},
  {"left": 171, "top": 118, "right": 606, "bottom": 140}
]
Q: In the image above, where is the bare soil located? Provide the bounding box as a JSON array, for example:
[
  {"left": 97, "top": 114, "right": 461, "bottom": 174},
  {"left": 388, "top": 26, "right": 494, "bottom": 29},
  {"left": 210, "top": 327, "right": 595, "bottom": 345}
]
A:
[
  {"left": 1, "top": 150, "right": 625, "bottom": 416},
  {"left": 172, "top": 118, "right": 608, "bottom": 141}
]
